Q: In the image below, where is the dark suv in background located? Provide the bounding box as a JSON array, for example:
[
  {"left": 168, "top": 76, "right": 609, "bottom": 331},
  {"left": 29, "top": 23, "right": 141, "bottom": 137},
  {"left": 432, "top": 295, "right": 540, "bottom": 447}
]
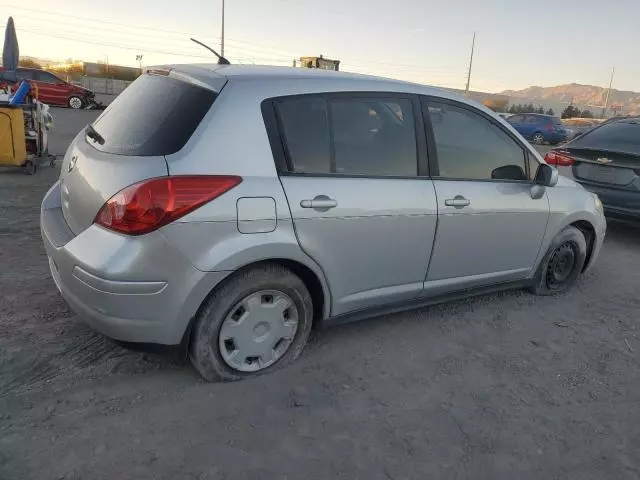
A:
[
  {"left": 0, "top": 67, "right": 95, "bottom": 109},
  {"left": 507, "top": 113, "right": 568, "bottom": 145}
]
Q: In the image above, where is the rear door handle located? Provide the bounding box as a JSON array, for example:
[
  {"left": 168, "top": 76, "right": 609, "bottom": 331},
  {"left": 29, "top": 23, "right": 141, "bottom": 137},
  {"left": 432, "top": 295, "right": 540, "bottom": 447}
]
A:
[
  {"left": 300, "top": 195, "right": 337, "bottom": 210},
  {"left": 444, "top": 195, "right": 470, "bottom": 208}
]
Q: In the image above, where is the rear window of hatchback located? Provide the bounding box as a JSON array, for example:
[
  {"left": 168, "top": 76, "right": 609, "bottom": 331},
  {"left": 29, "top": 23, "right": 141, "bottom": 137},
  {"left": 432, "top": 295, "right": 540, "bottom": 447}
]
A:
[{"left": 87, "top": 74, "right": 217, "bottom": 156}]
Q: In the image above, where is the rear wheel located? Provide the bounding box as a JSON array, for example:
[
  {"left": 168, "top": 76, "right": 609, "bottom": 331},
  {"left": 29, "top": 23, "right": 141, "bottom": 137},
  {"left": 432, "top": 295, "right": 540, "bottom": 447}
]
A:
[
  {"left": 531, "top": 132, "right": 545, "bottom": 145},
  {"left": 530, "top": 226, "right": 587, "bottom": 295},
  {"left": 68, "top": 96, "right": 83, "bottom": 109},
  {"left": 190, "top": 264, "right": 313, "bottom": 382}
]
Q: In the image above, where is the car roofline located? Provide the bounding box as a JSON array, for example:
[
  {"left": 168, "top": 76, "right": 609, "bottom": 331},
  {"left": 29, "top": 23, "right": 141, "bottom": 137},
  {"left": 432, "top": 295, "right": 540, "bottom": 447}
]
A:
[{"left": 160, "top": 63, "right": 491, "bottom": 112}]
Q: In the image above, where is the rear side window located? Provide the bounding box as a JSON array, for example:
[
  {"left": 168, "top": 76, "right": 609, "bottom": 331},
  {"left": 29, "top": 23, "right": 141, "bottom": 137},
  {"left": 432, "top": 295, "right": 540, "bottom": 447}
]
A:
[
  {"left": 34, "top": 71, "right": 60, "bottom": 84},
  {"left": 16, "top": 69, "right": 34, "bottom": 81},
  {"left": 275, "top": 95, "right": 417, "bottom": 176},
  {"left": 570, "top": 120, "right": 640, "bottom": 155},
  {"left": 88, "top": 74, "right": 216, "bottom": 156}
]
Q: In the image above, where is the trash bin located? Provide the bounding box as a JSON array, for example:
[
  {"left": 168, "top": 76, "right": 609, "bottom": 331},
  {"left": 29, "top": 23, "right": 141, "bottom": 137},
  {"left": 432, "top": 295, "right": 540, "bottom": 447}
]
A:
[{"left": 0, "top": 104, "right": 27, "bottom": 167}]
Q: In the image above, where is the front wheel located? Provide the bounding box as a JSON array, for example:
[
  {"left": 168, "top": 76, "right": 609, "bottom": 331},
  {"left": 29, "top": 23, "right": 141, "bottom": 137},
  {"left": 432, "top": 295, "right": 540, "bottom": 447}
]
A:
[
  {"left": 531, "top": 132, "right": 545, "bottom": 145},
  {"left": 68, "top": 96, "right": 84, "bottom": 109},
  {"left": 190, "top": 264, "right": 314, "bottom": 382},
  {"left": 530, "top": 226, "right": 587, "bottom": 295}
]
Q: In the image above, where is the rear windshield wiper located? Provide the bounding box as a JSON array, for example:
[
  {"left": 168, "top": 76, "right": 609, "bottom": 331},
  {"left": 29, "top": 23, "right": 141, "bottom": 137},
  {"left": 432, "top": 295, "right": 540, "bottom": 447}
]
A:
[{"left": 85, "top": 124, "right": 105, "bottom": 145}]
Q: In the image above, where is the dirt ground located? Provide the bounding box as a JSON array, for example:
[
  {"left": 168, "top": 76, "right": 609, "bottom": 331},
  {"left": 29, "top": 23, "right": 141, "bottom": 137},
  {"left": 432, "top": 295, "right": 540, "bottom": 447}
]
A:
[{"left": 1, "top": 110, "right": 640, "bottom": 480}]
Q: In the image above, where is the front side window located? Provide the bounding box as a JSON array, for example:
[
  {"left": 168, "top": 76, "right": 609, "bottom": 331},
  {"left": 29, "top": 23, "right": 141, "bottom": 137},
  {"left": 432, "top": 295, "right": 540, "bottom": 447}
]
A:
[
  {"left": 426, "top": 100, "right": 528, "bottom": 181},
  {"left": 275, "top": 95, "right": 418, "bottom": 176}
]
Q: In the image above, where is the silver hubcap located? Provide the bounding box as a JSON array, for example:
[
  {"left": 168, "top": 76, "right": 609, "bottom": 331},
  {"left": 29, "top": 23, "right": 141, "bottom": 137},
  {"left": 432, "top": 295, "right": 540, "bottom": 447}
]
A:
[
  {"left": 533, "top": 134, "right": 543, "bottom": 144},
  {"left": 69, "top": 97, "right": 82, "bottom": 109},
  {"left": 218, "top": 290, "right": 299, "bottom": 372}
]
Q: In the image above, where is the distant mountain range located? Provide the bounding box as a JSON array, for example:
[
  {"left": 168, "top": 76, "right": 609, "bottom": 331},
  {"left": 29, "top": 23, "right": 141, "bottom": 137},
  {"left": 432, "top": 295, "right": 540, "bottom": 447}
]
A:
[{"left": 499, "top": 83, "right": 640, "bottom": 115}]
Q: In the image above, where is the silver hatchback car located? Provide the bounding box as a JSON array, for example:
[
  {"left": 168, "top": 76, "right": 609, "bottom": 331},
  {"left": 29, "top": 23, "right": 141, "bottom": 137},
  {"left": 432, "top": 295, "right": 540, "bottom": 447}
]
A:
[{"left": 41, "top": 65, "right": 606, "bottom": 381}]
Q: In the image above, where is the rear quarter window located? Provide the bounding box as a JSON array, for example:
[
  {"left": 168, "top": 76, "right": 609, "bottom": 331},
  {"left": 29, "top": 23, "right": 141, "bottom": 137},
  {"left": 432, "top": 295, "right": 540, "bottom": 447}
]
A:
[{"left": 87, "top": 74, "right": 216, "bottom": 156}]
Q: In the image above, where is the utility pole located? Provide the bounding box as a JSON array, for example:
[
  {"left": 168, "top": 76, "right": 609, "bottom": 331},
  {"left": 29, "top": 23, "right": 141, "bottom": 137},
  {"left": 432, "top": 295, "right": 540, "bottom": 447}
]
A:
[
  {"left": 221, "top": 0, "right": 225, "bottom": 57},
  {"left": 464, "top": 32, "right": 476, "bottom": 96},
  {"left": 136, "top": 55, "right": 144, "bottom": 74},
  {"left": 602, "top": 66, "right": 615, "bottom": 118}
]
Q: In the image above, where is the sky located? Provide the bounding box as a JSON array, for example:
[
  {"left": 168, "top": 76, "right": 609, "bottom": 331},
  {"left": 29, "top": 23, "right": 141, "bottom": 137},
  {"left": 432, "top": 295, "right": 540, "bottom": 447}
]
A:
[{"left": 2, "top": 0, "right": 640, "bottom": 93}]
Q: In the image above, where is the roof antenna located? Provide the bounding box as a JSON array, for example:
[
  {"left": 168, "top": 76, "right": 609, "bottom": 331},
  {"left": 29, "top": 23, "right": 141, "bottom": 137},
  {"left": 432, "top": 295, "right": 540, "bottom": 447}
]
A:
[{"left": 190, "top": 37, "right": 230, "bottom": 65}]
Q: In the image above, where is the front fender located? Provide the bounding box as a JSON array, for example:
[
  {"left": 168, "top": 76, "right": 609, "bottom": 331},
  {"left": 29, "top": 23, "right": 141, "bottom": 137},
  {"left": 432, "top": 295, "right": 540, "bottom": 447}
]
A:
[{"left": 533, "top": 185, "right": 606, "bottom": 273}]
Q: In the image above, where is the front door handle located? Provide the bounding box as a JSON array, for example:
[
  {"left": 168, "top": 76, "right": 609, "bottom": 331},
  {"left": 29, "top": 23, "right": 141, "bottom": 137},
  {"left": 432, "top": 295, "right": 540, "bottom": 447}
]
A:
[
  {"left": 300, "top": 195, "right": 338, "bottom": 211},
  {"left": 444, "top": 195, "right": 470, "bottom": 208}
]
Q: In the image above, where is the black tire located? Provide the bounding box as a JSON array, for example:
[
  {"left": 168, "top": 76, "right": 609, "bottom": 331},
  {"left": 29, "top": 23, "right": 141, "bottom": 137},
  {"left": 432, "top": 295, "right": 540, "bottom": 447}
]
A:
[
  {"left": 189, "top": 264, "right": 313, "bottom": 382},
  {"left": 530, "top": 226, "right": 587, "bottom": 295},
  {"left": 68, "top": 96, "right": 84, "bottom": 109}
]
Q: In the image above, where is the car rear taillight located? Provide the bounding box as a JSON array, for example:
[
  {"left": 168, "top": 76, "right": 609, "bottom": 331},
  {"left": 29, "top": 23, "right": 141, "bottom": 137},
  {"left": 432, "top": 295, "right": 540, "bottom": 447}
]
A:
[
  {"left": 95, "top": 176, "right": 242, "bottom": 235},
  {"left": 545, "top": 123, "right": 554, "bottom": 132},
  {"left": 544, "top": 150, "right": 575, "bottom": 167}
]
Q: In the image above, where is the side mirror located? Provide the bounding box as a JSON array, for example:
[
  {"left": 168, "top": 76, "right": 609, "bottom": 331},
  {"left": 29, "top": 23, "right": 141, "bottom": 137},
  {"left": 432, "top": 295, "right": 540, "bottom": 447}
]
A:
[
  {"left": 491, "top": 164, "right": 527, "bottom": 181},
  {"left": 534, "top": 163, "right": 558, "bottom": 187}
]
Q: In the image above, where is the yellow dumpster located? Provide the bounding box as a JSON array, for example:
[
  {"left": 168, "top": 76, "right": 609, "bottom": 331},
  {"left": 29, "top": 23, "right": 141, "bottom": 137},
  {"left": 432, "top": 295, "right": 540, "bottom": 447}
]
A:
[{"left": 0, "top": 105, "right": 27, "bottom": 168}]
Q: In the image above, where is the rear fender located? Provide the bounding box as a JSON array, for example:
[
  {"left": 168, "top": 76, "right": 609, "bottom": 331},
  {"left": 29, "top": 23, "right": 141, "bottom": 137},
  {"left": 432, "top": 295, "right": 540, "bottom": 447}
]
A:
[{"left": 160, "top": 220, "right": 332, "bottom": 319}]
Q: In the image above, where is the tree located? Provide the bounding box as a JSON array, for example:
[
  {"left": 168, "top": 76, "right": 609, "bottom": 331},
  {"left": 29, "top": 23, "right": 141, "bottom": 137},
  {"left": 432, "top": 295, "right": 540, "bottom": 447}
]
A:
[
  {"left": 18, "top": 58, "right": 41, "bottom": 69},
  {"left": 526, "top": 103, "right": 535, "bottom": 113},
  {"left": 561, "top": 105, "right": 581, "bottom": 119},
  {"left": 581, "top": 109, "right": 594, "bottom": 118},
  {"left": 537, "top": 106, "right": 545, "bottom": 114},
  {"left": 546, "top": 108, "right": 554, "bottom": 116}
]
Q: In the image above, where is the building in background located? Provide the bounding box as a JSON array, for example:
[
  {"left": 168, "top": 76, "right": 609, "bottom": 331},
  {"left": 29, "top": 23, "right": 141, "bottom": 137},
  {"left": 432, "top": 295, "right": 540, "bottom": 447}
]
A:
[
  {"left": 47, "top": 61, "right": 139, "bottom": 81},
  {"left": 299, "top": 55, "right": 340, "bottom": 71}
]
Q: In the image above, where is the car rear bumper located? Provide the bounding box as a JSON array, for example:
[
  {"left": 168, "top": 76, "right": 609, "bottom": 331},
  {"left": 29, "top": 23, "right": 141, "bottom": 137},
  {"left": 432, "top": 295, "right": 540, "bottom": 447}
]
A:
[{"left": 41, "top": 181, "right": 231, "bottom": 345}]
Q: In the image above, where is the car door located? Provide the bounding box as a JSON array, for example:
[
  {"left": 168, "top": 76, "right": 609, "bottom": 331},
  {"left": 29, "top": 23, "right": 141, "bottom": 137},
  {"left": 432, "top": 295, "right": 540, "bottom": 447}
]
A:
[
  {"left": 506, "top": 114, "right": 525, "bottom": 134},
  {"left": 421, "top": 97, "right": 549, "bottom": 295},
  {"left": 266, "top": 93, "right": 438, "bottom": 316},
  {"left": 33, "top": 70, "right": 67, "bottom": 106}
]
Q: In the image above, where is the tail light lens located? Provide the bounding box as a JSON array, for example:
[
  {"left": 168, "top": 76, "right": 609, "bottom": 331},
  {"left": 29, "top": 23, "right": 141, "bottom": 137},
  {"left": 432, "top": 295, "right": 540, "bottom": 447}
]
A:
[
  {"left": 95, "top": 176, "right": 242, "bottom": 235},
  {"left": 546, "top": 123, "right": 554, "bottom": 132},
  {"left": 544, "top": 150, "right": 575, "bottom": 167}
]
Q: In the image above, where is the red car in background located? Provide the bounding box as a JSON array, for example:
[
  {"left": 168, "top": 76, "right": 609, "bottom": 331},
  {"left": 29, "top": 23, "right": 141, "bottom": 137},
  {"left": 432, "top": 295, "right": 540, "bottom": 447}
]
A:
[{"left": 0, "top": 67, "right": 95, "bottom": 109}]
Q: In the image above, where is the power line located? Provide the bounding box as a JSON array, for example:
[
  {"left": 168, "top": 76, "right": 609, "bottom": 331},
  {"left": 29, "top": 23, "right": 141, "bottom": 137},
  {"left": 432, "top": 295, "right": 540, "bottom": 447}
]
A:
[
  {"left": 3, "top": 4, "right": 296, "bottom": 57},
  {"left": 5, "top": 4, "right": 468, "bottom": 73}
]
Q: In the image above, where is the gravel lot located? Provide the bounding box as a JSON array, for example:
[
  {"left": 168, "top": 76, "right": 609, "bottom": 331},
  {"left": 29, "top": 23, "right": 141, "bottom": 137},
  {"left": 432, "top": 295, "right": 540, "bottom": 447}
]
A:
[{"left": 1, "top": 109, "right": 640, "bottom": 480}]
